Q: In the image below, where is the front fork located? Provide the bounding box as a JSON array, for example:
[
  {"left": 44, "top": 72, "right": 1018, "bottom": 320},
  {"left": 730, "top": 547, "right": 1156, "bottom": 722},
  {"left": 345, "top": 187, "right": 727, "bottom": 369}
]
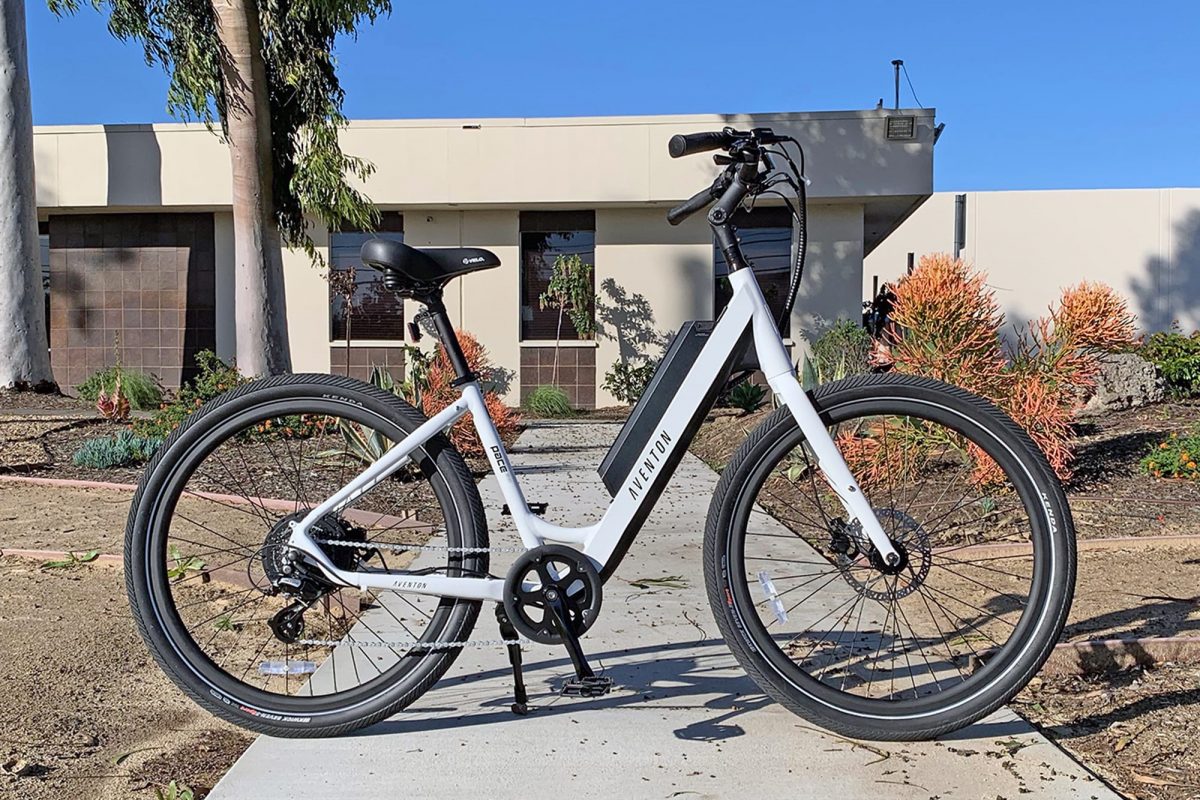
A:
[{"left": 766, "top": 370, "right": 901, "bottom": 567}]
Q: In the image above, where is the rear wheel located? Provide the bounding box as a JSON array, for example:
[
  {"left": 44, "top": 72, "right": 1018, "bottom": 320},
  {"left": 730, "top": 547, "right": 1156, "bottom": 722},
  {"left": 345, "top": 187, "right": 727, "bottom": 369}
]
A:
[
  {"left": 704, "top": 374, "right": 1075, "bottom": 740},
  {"left": 125, "top": 374, "right": 488, "bottom": 737}
]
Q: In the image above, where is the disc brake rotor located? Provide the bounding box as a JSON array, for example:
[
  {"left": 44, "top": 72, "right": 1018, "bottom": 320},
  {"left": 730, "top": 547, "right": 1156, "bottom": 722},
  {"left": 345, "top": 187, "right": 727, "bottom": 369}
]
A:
[{"left": 835, "top": 508, "right": 931, "bottom": 601}]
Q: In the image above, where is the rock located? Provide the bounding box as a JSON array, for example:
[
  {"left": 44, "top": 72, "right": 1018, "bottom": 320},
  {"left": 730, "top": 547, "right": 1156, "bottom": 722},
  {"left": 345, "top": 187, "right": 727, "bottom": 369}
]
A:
[{"left": 1080, "top": 352, "right": 1166, "bottom": 414}]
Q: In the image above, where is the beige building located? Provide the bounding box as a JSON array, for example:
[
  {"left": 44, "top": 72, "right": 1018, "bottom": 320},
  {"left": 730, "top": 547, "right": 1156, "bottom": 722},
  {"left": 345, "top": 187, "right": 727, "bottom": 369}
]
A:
[
  {"left": 34, "top": 109, "right": 936, "bottom": 406},
  {"left": 865, "top": 188, "right": 1200, "bottom": 335}
]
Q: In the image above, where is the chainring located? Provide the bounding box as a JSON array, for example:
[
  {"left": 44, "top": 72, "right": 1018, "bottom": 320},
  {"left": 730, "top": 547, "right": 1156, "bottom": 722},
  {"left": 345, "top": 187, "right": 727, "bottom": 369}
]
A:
[{"left": 502, "top": 545, "right": 603, "bottom": 645}]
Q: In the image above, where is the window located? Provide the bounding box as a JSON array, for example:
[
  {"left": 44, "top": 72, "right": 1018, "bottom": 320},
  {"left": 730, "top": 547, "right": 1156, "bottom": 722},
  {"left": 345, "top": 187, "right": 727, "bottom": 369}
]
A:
[
  {"left": 330, "top": 212, "right": 405, "bottom": 341},
  {"left": 39, "top": 221, "right": 49, "bottom": 341},
  {"left": 520, "top": 211, "right": 595, "bottom": 341},
  {"left": 714, "top": 207, "right": 794, "bottom": 336}
]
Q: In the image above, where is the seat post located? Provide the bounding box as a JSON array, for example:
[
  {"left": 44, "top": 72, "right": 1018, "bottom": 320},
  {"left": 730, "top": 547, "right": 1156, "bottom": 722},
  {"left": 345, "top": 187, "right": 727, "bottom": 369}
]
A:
[{"left": 421, "top": 290, "right": 477, "bottom": 384}]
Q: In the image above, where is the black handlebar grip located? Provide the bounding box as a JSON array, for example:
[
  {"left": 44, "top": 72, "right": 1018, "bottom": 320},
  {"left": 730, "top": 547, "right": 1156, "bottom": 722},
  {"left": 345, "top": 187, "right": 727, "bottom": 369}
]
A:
[
  {"left": 668, "top": 130, "right": 731, "bottom": 158},
  {"left": 667, "top": 185, "right": 718, "bottom": 226}
]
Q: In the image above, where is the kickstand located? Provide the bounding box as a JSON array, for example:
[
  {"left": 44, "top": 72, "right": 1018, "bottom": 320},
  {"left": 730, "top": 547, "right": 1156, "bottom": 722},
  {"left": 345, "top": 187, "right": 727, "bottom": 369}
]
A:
[
  {"left": 495, "top": 606, "right": 530, "bottom": 715},
  {"left": 543, "top": 587, "right": 613, "bottom": 698}
]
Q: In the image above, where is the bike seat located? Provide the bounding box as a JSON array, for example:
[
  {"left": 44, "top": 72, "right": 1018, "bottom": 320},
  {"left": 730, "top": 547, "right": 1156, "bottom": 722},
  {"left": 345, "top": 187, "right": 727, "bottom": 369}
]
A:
[{"left": 360, "top": 239, "right": 500, "bottom": 290}]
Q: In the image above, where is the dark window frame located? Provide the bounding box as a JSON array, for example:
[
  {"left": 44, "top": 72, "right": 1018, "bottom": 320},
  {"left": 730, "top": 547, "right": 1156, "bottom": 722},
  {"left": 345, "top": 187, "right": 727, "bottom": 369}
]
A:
[
  {"left": 329, "top": 212, "right": 406, "bottom": 342},
  {"left": 519, "top": 210, "right": 596, "bottom": 342},
  {"left": 714, "top": 207, "right": 794, "bottom": 337}
]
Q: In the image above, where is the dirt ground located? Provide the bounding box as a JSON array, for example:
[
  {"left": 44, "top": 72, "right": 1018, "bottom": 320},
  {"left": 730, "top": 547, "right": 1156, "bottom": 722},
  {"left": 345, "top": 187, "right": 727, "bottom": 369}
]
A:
[
  {"left": 1015, "top": 664, "right": 1200, "bottom": 800},
  {"left": 0, "top": 557, "right": 251, "bottom": 800}
]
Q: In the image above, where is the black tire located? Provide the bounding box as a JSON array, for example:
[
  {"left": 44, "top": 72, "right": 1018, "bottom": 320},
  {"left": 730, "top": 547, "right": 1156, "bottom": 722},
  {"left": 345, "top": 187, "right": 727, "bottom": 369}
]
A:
[
  {"left": 125, "top": 374, "right": 488, "bottom": 738},
  {"left": 704, "top": 374, "right": 1075, "bottom": 741}
]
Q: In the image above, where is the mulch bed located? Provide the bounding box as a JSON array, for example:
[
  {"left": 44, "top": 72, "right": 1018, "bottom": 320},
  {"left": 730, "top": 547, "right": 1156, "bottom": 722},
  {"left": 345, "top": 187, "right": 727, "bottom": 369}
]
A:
[{"left": 1014, "top": 664, "right": 1200, "bottom": 800}]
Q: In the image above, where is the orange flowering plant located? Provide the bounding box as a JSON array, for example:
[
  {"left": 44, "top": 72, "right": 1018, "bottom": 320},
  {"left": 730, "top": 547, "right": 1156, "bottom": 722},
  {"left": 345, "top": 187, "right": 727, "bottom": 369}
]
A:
[
  {"left": 868, "top": 255, "right": 1139, "bottom": 484},
  {"left": 419, "top": 330, "right": 519, "bottom": 458},
  {"left": 1140, "top": 430, "right": 1200, "bottom": 479}
]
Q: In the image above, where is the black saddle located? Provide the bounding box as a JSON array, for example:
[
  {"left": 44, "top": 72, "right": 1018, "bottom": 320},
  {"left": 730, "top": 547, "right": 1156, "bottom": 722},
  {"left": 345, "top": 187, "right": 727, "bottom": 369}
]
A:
[{"left": 361, "top": 239, "right": 500, "bottom": 293}]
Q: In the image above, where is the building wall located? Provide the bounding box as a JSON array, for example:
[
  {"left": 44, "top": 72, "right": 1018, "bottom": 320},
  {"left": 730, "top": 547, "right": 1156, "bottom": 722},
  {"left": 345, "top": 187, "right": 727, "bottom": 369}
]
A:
[
  {"left": 48, "top": 213, "right": 216, "bottom": 391},
  {"left": 865, "top": 188, "right": 1200, "bottom": 334},
  {"left": 34, "top": 110, "right": 935, "bottom": 211},
  {"left": 34, "top": 111, "right": 933, "bottom": 404},
  {"left": 241, "top": 201, "right": 871, "bottom": 408}
]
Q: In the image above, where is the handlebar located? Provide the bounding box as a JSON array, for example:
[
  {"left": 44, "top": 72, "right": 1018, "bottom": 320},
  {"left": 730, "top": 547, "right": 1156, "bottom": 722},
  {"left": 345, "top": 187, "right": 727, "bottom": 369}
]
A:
[
  {"left": 667, "top": 185, "right": 719, "bottom": 226},
  {"left": 668, "top": 130, "right": 735, "bottom": 159}
]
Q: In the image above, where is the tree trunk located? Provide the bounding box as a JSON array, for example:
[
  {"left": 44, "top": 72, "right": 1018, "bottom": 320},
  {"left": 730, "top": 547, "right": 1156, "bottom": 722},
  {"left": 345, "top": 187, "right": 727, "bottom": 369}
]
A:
[
  {"left": 0, "top": 0, "right": 54, "bottom": 391},
  {"left": 212, "top": 0, "right": 292, "bottom": 377}
]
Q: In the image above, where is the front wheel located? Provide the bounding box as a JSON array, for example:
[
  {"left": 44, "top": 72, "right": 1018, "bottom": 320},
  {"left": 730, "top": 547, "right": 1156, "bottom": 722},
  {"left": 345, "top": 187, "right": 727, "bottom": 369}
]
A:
[{"left": 704, "top": 374, "right": 1075, "bottom": 741}]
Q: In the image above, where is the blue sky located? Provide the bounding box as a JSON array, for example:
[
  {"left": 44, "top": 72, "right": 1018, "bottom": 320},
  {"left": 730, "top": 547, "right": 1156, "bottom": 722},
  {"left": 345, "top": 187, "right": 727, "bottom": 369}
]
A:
[{"left": 25, "top": 0, "right": 1200, "bottom": 192}]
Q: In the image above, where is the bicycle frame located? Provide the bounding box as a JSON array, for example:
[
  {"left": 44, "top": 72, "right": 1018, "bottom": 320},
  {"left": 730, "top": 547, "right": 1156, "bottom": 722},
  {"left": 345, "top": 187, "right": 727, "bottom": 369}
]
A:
[{"left": 286, "top": 268, "right": 899, "bottom": 603}]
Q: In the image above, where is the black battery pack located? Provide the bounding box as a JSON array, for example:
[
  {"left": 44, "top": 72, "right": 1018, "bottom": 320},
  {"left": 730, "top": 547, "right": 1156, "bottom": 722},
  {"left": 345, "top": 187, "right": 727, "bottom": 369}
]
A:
[{"left": 597, "top": 321, "right": 717, "bottom": 496}]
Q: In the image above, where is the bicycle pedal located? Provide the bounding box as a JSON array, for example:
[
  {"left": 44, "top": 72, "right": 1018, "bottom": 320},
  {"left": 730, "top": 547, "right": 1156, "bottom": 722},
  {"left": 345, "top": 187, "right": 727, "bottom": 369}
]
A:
[{"left": 560, "top": 675, "right": 613, "bottom": 698}]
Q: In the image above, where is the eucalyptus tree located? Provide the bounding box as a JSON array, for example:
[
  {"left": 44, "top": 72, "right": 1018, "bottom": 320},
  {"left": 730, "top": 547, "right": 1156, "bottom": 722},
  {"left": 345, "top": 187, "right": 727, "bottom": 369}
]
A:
[
  {"left": 0, "top": 0, "right": 55, "bottom": 391},
  {"left": 49, "top": 0, "right": 388, "bottom": 376}
]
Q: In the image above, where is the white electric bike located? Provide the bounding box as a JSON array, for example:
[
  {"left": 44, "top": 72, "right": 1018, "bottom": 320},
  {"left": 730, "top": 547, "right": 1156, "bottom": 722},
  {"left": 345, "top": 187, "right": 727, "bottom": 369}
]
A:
[{"left": 126, "top": 127, "right": 1075, "bottom": 741}]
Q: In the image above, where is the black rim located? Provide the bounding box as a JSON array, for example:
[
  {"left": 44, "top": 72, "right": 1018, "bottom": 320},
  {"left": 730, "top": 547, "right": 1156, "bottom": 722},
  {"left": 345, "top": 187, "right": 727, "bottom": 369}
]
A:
[
  {"left": 136, "top": 392, "right": 481, "bottom": 717},
  {"left": 725, "top": 395, "right": 1060, "bottom": 720}
]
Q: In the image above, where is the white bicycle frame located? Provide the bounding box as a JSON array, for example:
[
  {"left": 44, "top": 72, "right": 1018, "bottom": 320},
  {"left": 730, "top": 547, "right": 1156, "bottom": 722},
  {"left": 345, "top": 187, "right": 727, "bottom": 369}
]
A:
[{"left": 286, "top": 268, "right": 899, "bottom": 603}]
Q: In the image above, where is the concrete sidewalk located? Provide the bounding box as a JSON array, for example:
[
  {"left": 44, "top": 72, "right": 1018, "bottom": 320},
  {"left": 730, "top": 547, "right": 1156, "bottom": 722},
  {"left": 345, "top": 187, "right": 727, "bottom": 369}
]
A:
[{"left": 210, "top": 421, "right": 1116, "bottom": 800}]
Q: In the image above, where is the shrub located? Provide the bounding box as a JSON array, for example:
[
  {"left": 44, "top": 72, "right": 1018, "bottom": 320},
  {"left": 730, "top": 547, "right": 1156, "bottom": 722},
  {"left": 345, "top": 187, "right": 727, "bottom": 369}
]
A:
[
  {"left": 1141, "top": 329, "right": 1200, "bottom": 397},
  {"left": 136, "top": 351, "right": 247, "bottom": 440},
  {"left": 876, "top": 255, "right": 1138, "bottom": 482},
  {"left": 1141, "top": 430, "right": 1200, "bottom": 479},
  {"left": 420, "top": 331, "right": 519, "bottom": 457},
  {"left": 812, "top": 319, "right": 873, "bottom": 380},
  {"left": 78, "top": 367, "right": 163, "bottom": 411},
  {"left": 801, "top": 320, "right": 873, "bottom": 388},
  {"left": 72, "top": 430, "right": 163, "bottom": 469},
  {"left": 603, "top": 359, "right": 658, "bottom": 405},
  {"left": 727, "top": 381, "right": 767, "bottom": 414},
  {"left": 523, "top": 385, "right": 573, "bottom": 417}
]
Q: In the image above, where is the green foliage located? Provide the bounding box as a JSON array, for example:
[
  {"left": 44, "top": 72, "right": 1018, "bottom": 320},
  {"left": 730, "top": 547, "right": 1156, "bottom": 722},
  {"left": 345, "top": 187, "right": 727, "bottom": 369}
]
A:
[
  {"left": 47, "top": 0, "right": 389, "bottom": 256},
  {"left": 539, "top": 254, "right": 595, "bottom": 340},
  {"left": 1141, "top": 429, "right": 1200, "bottom": 479},
  {"left": 522, "top": 385, "right": 573, "bottom": 418},
  {"left": 396, "top": 347, "right": 433, "bottom": 408},
  {"left": 727, "top": 381, "right": 767, "bottom": 414},
  {"left": 41, "top": 550, "right": 100, "bottom": 569},
  {"left": 602, "top": 359, "right": 658, "bottom": 405},
  {"left": 72, "top": 430, "right": 163, "bottom": 469},
  {"left": 167, "top": 544, "right": 207, "bottom": 582},
  {"left": 77, "top": 367, "right": 163, "bottom": 410},
  {"left": 136, "top": 351, "right": 246, "bottom": 440},
  {"left": 154, "top": 780, "right": 195, "bottom": 800},
  {"left": 1141, "top": 329, "right": 1200, "bottom": 397},
  {"left": 802, "top": 320, "right": 872, "bottom": 389}
]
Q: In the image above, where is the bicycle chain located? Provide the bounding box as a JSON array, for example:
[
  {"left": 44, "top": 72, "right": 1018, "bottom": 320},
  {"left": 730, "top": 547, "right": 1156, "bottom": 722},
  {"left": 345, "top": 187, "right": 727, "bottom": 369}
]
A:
[
  {"left": 313, "top": 537, "right": 524, "bottom": 555},
  {"left": 303, "top": 537, "right": 527, "bottom": 650},
  {"left": 297, "top": 636, "right": 525, "bottom": 650}
]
